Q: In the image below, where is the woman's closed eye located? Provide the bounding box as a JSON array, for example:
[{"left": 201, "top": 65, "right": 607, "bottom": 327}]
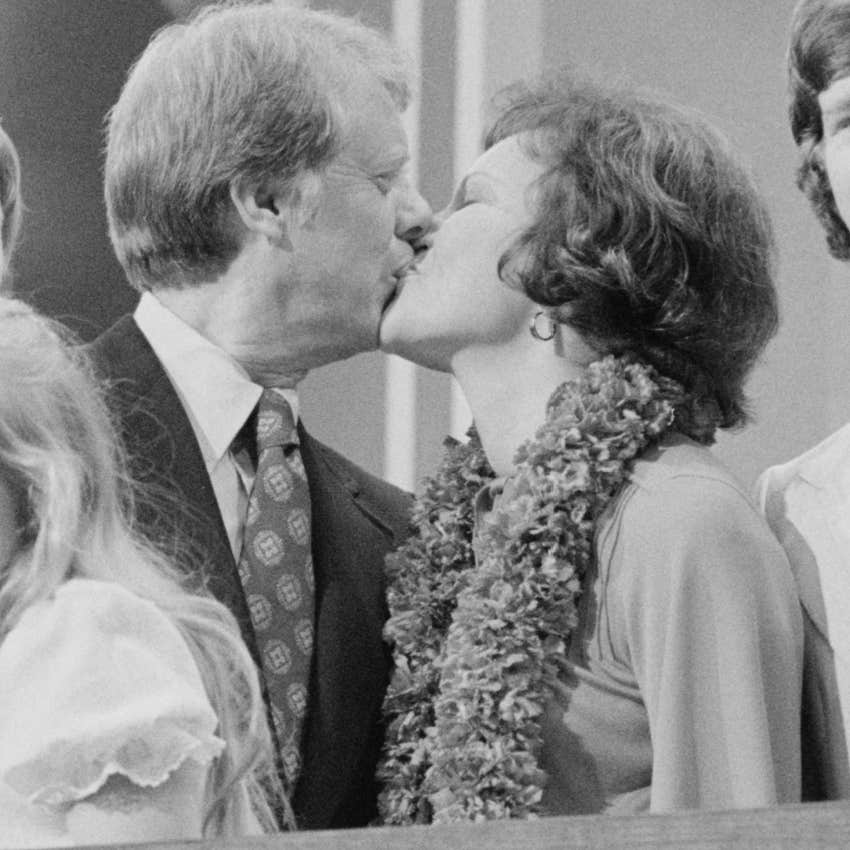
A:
[{"left": 457, "top": 195, "right": 484, "bottom": 210}]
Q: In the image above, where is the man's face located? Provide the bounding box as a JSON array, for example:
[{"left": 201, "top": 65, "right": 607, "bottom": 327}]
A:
[
  {"left": 819, "top": 75, "right": 850, "bottom": 227},
  {"left": 286, "top": 74, "right": 433, "bottom": 367}
]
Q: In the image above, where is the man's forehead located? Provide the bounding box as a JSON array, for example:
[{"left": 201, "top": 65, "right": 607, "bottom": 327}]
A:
[
  {"left": 335, "top": 127, "right": 409, "bottom": 174},
  {"left": 337, "top": 82, "right": 409, "bottom": 167}
]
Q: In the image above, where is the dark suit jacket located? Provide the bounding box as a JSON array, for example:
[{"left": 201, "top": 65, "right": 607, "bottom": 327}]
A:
[{"left": 89, "top": 314, "right": 412, "bottom": 829}]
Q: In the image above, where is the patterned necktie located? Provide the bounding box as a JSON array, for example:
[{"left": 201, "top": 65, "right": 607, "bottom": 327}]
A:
[{"left": 237, "top": 389, "right": 314, "bottom": 790}]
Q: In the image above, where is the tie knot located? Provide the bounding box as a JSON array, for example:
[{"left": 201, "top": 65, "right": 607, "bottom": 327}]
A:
[{"left": 255, "top": 389, "right": 298, "bottom": 451}]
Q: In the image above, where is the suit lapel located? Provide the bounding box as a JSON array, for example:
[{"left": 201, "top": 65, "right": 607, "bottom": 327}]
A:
[{"left": 90, "top": 317, "right": 255, "bottom": 646}]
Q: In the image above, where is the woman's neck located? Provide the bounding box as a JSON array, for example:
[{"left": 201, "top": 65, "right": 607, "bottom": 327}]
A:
[{"left": 452, "top": 330, "right": 597, "bottom": 477}]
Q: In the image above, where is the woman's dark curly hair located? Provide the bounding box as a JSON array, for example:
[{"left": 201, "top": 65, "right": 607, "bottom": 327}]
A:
[
  {"left": 789, "top": 0, "right": 850, "bottom": 259},
  {"left": 487, "top": 75, "right": 778, "bottom": 441}
]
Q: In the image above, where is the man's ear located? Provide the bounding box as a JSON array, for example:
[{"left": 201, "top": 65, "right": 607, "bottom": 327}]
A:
[
  {"left": 229, "top": 172, "right": 322, "bottom": 250},
  {"left": 229, "top": 176, "right": 293, "bottom": 250}
]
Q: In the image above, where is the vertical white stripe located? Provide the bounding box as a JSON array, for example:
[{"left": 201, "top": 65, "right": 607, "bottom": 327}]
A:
[
  {"left": 453, "top": 0, "right": 486, "bottom": 180},
  {"left": 449, "top": 0, "right": 485, "bottom": 438},
  {"left": 383, "top": 354, "right": 418, "bottom": 489},
  {"left": 450, "top": 378, "right": 472, "bottom": 439},
  {"left": 384, "top": 0, "right": 423, "bottom": 489}
]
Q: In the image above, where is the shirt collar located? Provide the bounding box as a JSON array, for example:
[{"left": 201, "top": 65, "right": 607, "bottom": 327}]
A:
[{"left": 134, "top": 292, "right": 299, "bottom": 465}]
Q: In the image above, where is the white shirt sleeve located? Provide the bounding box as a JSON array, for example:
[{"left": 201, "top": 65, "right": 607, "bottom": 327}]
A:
[{"left": 0, "top": 578, "right": 224, "bottom": 810}]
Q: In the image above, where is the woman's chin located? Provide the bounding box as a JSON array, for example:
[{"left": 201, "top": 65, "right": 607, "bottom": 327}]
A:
[
  {"left": 378, "top": 328, "right": 451, "bottom": 373},
  {"left": 379, "top": 307, "right": 415, "bottom": 354}
]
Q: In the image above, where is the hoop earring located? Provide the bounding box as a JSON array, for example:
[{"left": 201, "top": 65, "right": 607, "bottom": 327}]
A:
[{"left": 529, "top": 310, "right": 557, "bottom": 342}]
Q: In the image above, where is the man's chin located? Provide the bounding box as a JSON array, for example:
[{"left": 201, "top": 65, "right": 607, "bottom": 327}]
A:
[
  {"left": 381, "top": 276, "right": 403, "bottom": 311},
  {"left": 376, "top": 321, "right": 398, "bottom": 354},
  {"left": 377, "top": 290, "right": 403, "bottom": 351}
]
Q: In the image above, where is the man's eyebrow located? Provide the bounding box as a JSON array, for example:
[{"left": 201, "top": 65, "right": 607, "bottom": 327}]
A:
[{"left": 375, "top": 151, "right": 409, "bottom": 174}]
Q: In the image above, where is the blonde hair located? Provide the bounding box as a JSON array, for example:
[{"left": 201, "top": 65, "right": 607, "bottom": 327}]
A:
[
  {"left": 0, "top": 297, "right": 283, "bottom": 835},
  {"left": 0, "top": 125, "right": 22, "bottom": 282}
]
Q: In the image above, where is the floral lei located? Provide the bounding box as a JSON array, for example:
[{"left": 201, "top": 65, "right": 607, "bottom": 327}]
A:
[{"left": 377, "top": 355, "right": 690, "bottom": 825}]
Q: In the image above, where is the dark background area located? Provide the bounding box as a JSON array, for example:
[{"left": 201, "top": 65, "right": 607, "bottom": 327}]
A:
[{"left": 0, "top": 1, "right": 175, "bottom": 338}]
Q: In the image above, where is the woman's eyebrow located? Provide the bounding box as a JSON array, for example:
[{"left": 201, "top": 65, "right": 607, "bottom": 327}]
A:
[
  {"left": 454, "top": 171, "right": 494, "bottom": 204},
  {"left": 449, "top": 174, "right": 472, "bottom": 207}
]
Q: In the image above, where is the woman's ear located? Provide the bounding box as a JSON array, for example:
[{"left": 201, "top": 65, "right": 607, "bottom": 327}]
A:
[{"left": 229, "top": 172, "right": 322, "bottom": 251}]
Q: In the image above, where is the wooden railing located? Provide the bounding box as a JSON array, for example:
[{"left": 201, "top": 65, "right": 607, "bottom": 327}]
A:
[{"left": 74, "top": 802, "right": 850, "bottom": 850}]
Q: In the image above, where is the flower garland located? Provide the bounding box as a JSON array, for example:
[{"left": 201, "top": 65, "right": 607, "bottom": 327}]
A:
[{"left": 378, "top": 355, "right": 688, "bottom": 825}]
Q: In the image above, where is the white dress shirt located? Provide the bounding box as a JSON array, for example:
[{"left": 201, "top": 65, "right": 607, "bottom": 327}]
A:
[
  {"left": 757, "top": 422, "right": 850, "bottom": 761},
  {"left": 134, "top": 292, "right": 300, "bottom": 560}
]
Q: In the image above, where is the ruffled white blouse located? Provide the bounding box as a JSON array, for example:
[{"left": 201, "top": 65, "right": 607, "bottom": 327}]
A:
[{"left": 0, "top": 578, "right": 233, "bottom": 847}]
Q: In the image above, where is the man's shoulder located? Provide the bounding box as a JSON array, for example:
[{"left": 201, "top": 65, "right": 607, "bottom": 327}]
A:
[
  {"left": 87, "top": 313, "right": 152, "bottom": 381},
  {"left": 302, "top": 432, "right": 412, "bottom": 540},
  {"left": 87, "top": 314, "right": 189, "bottom": 468},
  {"left": 759, "top": 421, "right": 850, "bottom": 498},
  {"left": 305, "top": 433, "right": 412, "bottom": 507}
]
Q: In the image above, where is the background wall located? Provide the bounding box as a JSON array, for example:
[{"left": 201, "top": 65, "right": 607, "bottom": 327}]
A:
[{"left": 0, "top": 0, "right": 844, "bottom": 493}]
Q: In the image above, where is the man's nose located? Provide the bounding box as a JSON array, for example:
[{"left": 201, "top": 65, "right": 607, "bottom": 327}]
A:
[{"left": 396, "top": 182, "right": 435, "bottom": 244}]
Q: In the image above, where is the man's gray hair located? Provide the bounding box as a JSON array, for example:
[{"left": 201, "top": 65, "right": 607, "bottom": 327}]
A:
[{"left": 104, "top": 0, "right": 410, "bottom": 291}]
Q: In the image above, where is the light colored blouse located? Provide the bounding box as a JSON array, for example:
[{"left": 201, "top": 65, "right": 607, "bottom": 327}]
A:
[
  {"left": 0, "top": 578, "right": 253, "bottom": 848},
  {"left": 482, "top": 436, "right": 804, "bottom": 814},
  {"left": 756, "top": 421, "right": 850, "bottom": 798}
]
